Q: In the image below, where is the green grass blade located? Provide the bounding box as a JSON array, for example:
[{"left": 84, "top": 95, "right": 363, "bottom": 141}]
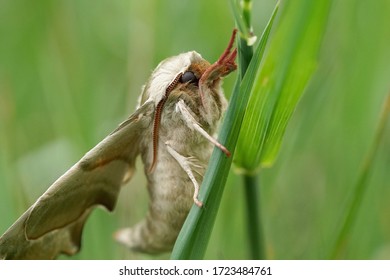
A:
[
  {"left": 330, "top": 93, "right": 390, "bottom": 259},
  {"left": 234, "top": 0, "right": 331, "bottom": 173},
  {"left": 170, "top": 4, "right": 279, "bottom": 259}
]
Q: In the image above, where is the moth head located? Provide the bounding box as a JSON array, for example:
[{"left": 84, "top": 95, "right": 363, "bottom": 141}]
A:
[
  {"left": 139, "top": 51, "right": 209, "bottom": 107},
  {"left": 139, "top": 30, "right": 237, "bottom": 116},
  {"left": 139, "top": 30, "right": 237, "bottom": 173}
]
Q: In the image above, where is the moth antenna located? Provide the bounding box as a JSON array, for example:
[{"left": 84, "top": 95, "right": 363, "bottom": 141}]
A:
[
  {"left": 227, "top": 48, "right": 238, "bottom": 65},
  {"left": 199, "top": 29, "right": 238, "bottom": 107},
  {"left": 216, "top": 28, "right": 237, "bottom": 64}
]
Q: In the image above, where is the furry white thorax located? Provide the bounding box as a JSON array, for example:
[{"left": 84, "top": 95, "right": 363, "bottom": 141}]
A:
[{"left": 138, "top": 51, "right": 204, "bottom": 106}]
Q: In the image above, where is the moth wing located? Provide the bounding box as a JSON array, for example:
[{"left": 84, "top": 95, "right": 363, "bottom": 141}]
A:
[{"left": 0, "top": 101, "right": 154, "bottom": 259}]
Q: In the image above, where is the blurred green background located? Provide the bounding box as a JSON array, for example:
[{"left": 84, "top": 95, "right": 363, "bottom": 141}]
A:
[{"left": 0, "top": 0, "right": 389, "bottom": 259}]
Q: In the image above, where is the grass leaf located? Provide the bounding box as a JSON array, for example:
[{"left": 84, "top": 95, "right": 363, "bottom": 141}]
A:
[
  {"left": 234, "top": 0, "right": 331, "bottom": 173},
  {"left": 330, "top": 93, "right": 390, "bottom": 258}
]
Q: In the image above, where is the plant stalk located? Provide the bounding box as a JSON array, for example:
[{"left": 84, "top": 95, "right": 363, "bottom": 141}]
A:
[
  {"left": 243, "top": 174, "right": 265, "bottom": 259},
  {"left": 233, "top": 0, "right": 266, "bottom": 260}
]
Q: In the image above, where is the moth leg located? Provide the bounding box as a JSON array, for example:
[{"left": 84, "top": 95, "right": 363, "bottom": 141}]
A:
[
  {"left": 176, "top": 99, "right": 230, "bottom": 156},
  {"left": 165, "top": 142, "right": 203, "bottom": 208}
]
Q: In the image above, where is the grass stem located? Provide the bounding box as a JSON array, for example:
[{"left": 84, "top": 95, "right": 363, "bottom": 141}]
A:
[
  {"left": 233, "top": 0, "right": 266, "bottom": 260},
  {"left": 243, "top": 174, "right": 265, "bottom": 259}
]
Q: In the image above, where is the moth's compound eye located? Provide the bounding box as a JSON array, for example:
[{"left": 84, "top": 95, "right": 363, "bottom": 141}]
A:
[{"left": 180, "top": 71, "right": 198, "bottom": 85}]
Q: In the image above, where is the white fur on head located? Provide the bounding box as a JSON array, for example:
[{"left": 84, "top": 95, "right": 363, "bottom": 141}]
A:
[{"left": 139, "top": 51, "right": 204, "bottom": 106}]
